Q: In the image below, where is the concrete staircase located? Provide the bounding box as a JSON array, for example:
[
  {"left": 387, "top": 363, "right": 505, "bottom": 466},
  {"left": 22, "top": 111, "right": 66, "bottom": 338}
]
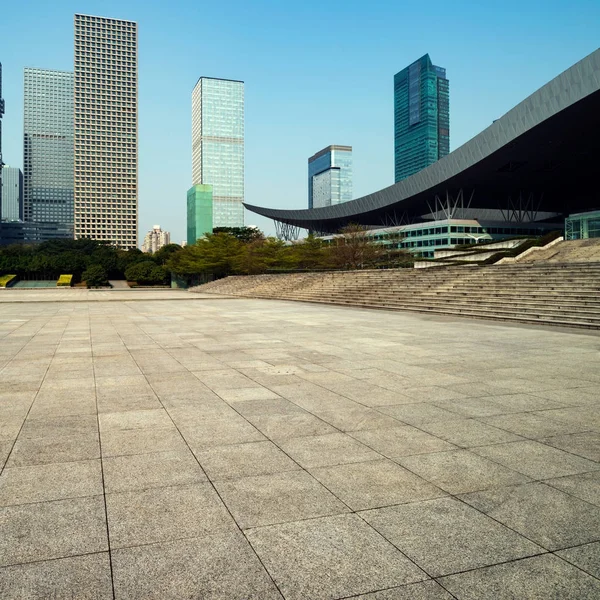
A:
[
  {"left": 192, "top": 262, "right": 600, "bottom": 329},
  {"left": 518, "top": 238, "right": 600, "bottom": 263}
]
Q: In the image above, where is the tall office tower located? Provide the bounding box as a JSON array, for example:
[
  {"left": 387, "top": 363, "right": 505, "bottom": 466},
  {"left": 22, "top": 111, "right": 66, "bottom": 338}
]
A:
[
  {"left": 394, "top": 54, "right": 449, "bottom": 182},
  {"left": 192, "top": 77, "right": 244, "bottom": 227},
  {"left": 308, "top": 145, "right": 353, "bottom": 209},
  {"left": 141, "top": 224, "right": 170, "bottom": 253},
  {"left": 23, "top": 68, "right": 74, "bottom": 234},
  {"left": 187, "top": 184, "right": 213, "bottom": 245},
  {"left": 74, "top": 14, "right": 138, "bottom": 248},
  {"left": 1, "top": 166, "right": 23, "bottom": 221},
  {"left": 0, "top": 63, "right": 5, "bottom": 221}
]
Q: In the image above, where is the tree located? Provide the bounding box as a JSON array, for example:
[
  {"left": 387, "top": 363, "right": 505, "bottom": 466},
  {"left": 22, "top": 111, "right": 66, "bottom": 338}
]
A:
[
  {"left": 329, "top": 224, "right": 383, "bottom": 270},
  {"left": 212, "top": 227, "right": 264, "bottom": 244},
  {"left": 125, "top": 261, "right": 166, "bottom": 285},
  {"left": 82, "top": 265, "right": 108, "bottom": 287},
  {"left": 235, "top": 237, "right": 289, "bottom": 274},
  {"left": 153, "top": 243, "right": 182, "bottom": 265},
  {"left": 289, "top": 234, "right": 331, "bottom": 270}
]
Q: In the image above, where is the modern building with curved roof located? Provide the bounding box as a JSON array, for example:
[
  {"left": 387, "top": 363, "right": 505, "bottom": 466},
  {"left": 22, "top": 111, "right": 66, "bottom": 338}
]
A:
[{"left": 246, "top": 49, "right": 600, "bottom": 242}]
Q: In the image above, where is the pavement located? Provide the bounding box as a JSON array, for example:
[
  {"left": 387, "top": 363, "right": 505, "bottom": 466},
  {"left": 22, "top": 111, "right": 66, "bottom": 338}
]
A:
[{"left": 0, "top": 289, "right": 599, "bottom": 599}]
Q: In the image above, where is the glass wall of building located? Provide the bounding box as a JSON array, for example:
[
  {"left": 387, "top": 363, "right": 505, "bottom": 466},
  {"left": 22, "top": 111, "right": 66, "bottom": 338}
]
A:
[
  {"left": 308, "top": 145, "right": 352, "bottom": 209},
  {"left": 394, "top": 54, "right": 449, "bottom": 182},
  {"left": 1, "top": 166, "right": 23, "bottom": 221},
  {"left": 23, "top": 68, "right": 74, "bottom": 237},
  {"left": 187, "top": 184, "right": 213, "bottom": 245},
  {"left": 192, "top": 77, "right": 244, "bottom": 228},
  {"left": 565, "top": 211, "right": 600, "bottom": 240}
]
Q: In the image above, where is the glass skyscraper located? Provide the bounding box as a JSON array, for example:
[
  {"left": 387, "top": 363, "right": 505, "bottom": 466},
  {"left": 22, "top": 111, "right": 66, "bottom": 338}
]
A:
[
  {"left": 74, "top": 14, "right": 138, "bottom": 248},
  {"left": 192, "top": 77, "right": 244, "bottom": 228},
  {"left": 308, "top": 145, "right": 353, "bottom": 209},
  {"left": 0, "top": 63, "right": 6, "bottom": 221},
  {"left": 23, "top": 68, "right": 74, "bottom": 234},
  {"left": 1, "top": 166, "right": 23, "bottom": 222},
  {"left": 187, "top": 184, "right": 213, "bottom": 245},
  {"left": 394, "top": 54, "right": 449, "bottom": 182}
]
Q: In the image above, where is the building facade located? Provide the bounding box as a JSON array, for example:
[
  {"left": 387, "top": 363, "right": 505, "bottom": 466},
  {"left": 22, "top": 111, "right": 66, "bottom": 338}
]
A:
[
  {"left": 394, "top": 54, "right": 449, "bottom": 182},
  {"left": 308, "top": 145, "right": 352, "bottom": 209},
  {"left": 1, "top": 166, "right": 23, "bottom": 221},
  {"left": 187, "top": 184, "right": 213, "bottom": 245},
  {"left": 0, "top": 63, "right": 6, "bottom": 221},
  {"left": 74, "top": 13, "right": 138, "bottom": 248},
  {"left": 141, "top": 224, "right": 170, "bottom": 253},
  {"left": 23, "top": 68, "right": 74, "bottom": 235},
  {"left": 192, "top": 77, "right": 244, "bottom": 228}
]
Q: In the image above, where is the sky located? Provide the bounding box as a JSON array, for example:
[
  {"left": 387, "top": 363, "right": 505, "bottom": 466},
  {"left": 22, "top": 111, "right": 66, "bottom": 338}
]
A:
[{"left": 1, "top": 0, "right": 599, "bottom": 245}]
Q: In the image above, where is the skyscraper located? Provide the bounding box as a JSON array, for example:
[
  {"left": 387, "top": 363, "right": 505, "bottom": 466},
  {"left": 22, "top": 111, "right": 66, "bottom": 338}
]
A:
[
  {"left": 308, "top": 145, "right": 353, "bottom": 209},
  {"left": 1, "top": 166, "right": 23, "bottom": 222},
  {"left": 394, "top": 54, "right": 449, "bottom": 182},
  {"left": 0, "top": 63, "right": 5, "bottom": 221},
  {"left": 192, "top": 77, "right": 244, "bottom": 228},
  {"left": 74, "top": 13, "right": 138, "bottom": 248},
  {"left": 23, "top": 68, "right": 74, "bottom": 234},
  {"left": 187, "top": 184, "right": 213, "bottom": 245}
]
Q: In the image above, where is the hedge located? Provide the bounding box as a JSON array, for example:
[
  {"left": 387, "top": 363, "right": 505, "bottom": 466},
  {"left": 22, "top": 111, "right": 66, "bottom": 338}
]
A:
[
  {"left": 0, "top": 274, "right": 17, "bottom": 288},
  {"left": 57, "top": 274, "right": 73, "bottom": 287}
]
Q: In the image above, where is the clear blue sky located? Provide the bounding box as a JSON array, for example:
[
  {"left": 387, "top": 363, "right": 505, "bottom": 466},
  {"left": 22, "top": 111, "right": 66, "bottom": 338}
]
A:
[{"left": 1, "top": 1, "right": 599, "bottom": 244}]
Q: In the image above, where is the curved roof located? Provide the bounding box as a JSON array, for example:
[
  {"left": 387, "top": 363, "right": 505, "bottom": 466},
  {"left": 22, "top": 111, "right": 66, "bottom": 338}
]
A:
[{"left": 245, "top": 49, "right": 600, "bottom": 232}]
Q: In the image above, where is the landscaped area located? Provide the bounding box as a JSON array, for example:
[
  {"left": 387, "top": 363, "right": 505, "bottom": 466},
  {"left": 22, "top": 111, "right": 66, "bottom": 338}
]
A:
[{"left": 0, "top": 290, "right": 599, "bottom": 599}]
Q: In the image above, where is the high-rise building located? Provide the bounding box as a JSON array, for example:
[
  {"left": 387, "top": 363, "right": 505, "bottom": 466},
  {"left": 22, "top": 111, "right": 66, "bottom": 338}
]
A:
[
  {"left": 308, "top": 145, "right": 353, "bottom": 209},
  {"left": 1, "top": 166, "right": 23, "bottom": 222},
  {"left": 74, "top": 13, "right": 138, "bottom": 248},
  {"left": 0, "top": 63, "right": 5, "bottom": 221},
  {"left": 141, "top": 224, "right": 170, "bottom": 253},
  {"left": 23, "top": 68, "right": 74, "bottom": 235},
  {"left": 187, "top": 184, "right": 213, "bottom": 245},
  {"left": 394, "top": 54, "right": 449, "bottom": 182},
  {"left": 191, "top": 77, "right": 244, "bottom": 228}
]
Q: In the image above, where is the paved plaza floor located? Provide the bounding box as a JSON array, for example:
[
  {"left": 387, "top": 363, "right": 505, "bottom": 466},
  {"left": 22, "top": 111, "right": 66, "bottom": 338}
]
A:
[{"left": 0, "top": 289, "right": 599, "bottom": 599}]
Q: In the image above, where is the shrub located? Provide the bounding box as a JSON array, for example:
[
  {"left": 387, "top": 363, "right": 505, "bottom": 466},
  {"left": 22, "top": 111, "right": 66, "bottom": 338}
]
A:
[
  {"left": 57, "top": 274, "right": 73, "bottom": 287},
  {"left": 0, "top": 274, "right": 17, "bottom": 287},
  {"left": 125, "top": 261, "right": 166, "bottom": 285},
  {"left": 82, "top": 265, "right": 108, "bottom": 288}
]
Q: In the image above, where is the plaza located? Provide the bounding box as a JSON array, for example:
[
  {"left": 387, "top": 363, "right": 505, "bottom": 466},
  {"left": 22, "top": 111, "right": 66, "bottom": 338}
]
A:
[{"left": 0, "top": 290, "right": 599, "bottom": 599}]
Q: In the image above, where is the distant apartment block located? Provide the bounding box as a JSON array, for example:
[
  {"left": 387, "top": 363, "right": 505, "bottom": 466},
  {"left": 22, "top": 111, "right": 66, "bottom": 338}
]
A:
[
  {"left": 187, "top": 184, "right": 213, "bottom": 245},
  {"left": 74, "top": 13, "right": 138, "bottom": 248},
  {"left": 142, "top": 224, "right": 170, "bottom": 253},
  {"left": 1, "top": 166, "right": 23, "bottom": 222},
  {"left": 192, "top": 77, "right": 244, "bottom": 227},
  {"left": 308, "top": 145, "right": 352, "bottom": 209},
  {"left": 23, "top": 68, "right": 74, "bottom": 236},
  {"left": 394, "top": 54, "right": 449, "bottom": 182}
]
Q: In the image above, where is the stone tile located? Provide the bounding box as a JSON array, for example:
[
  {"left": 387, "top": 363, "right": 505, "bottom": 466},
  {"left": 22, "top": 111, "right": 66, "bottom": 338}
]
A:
[
  {"left": 100, "top": 427, "right": 188, "bottom": 457},
  {"left": 544, "top": 471, "right": 600, "bottom": 506},
  {"left": 315, "top": 406, "right": 402, "bottom": 431},
  {"left": 27, "top": 397, "right": 97, "bottom": 418},
  {"left": 112, "top": 530, "right": 282, "bottom": 599},
  {"left": 278, "top": 432, "right": 380, "bottom": 468},
  {"left": 0, "top": 553, "right": 112, "bottom": 599},
  {"left": 460, "top": 482, "right": 600, "bottom": 550},
  {"left": 106, "top": 482, "right": 235, "bottom": 548},
  {"left": 181, "top": 418, "right": 266, "bottom": 451},
  {"left": 244, "top": 410, "right": 337, "bottom": 440},
  {"left": 103, "top": 450, "right": 206, "bottom": 493},
  {"left": 361, "top": 497, "right": 542, "bottom": 577},
  {"left": 20, "top": 414, "right": 98, "bottom": 440},
  {"left": 398, "top": 449, "right": 530, "bottom": 494},
  {"left": 379, "top": 403, "right": 466, "bottom": 426},
  {"left": 0, "top": 460, "right": 103, "bottom": 506},
  {"left": 557, "top": 542, "right": 600, "bottom": 579},
  {"left": 351, "top": 581, "right": 454, "bottom": 599},
  {"left": 541, "top": 432, "right": 600, "bottom": 462},
  {"left": 98, "top": 409, "right": 174, "bottom": 432},
  {"left": 215, "top": 386, "right": 280, "bottom": 403},
  {"left": 351, "top": 426, "right": 456, "bottom": 460},
  {"left": 417, "top": 417, "right": 523, "bottom": 447},
  {"left": 97, "top": 393, "right": 161, "bottom": 413},
  {"left": 482, "top": 412, "right": 590, "bottom": 439},
  {"left": 215, "top": 470, "right": 348, "bottom": 529},
  {"left": 195, "top": 440, "right": 300, "bottom": 481},
  {"left": 439, "top": 554, "right": 600, "bottom": 600},
  {"left": 310, "top": 459, "right": 446, "bottom": 510},
  {"left": 7, "top": 433, "right": 100, "bottom": 467},
  {"left": 472, "top": 440, "right": 600, "bottom": 479},
  {"left": 168, "top": 403, "right": 239, "bottom": 424},
  {"left": 0, "top": 441, "right": 11, "bottom": 470},
  {"left": 0, "top": 496, "right": 107, "bottom": 567},
  {"left": 246, "top": 514, "right": 426, "bottom": 600}
]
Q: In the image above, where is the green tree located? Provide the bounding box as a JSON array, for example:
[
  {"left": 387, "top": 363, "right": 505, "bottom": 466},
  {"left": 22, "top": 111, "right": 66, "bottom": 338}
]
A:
[
  {"left": 82, "top": 265, "right": 108, "bottom": 287},
  {"left": 212, "top": 227, "right": 264, "bottom": 243},
  {"left": 289, "top": 234, "right": 331, "bottom": 270},
  {"left": 125, "top": 261, "right": 166, "bottom": 285},
  {"left": 329, "top": 224, "right": 383, "bottom": 270},
  {"left": 153, "top": 243, "right": 182, "bottom": 265}
]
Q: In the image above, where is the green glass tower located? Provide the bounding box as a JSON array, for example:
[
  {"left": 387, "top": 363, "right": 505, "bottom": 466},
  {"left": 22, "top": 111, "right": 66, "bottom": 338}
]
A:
[
  {"left": 394, "top": 54, "right": 449, "bottom": 182},
  {"left": 187, "top": 184, "right": 213, "bottom": 245}
]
